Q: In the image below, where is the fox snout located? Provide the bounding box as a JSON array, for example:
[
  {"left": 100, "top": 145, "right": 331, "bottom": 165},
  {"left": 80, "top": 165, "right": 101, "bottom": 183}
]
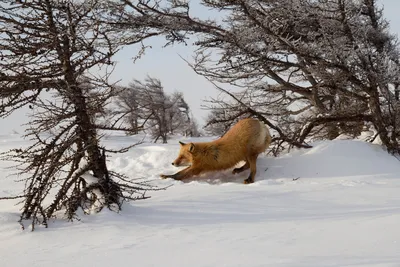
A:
[
  {"left": 172, "top": 161, "right": 183, "bottom": 167},
  {"left": 172, "top": 158, "right": 190, "bottom": 167}
]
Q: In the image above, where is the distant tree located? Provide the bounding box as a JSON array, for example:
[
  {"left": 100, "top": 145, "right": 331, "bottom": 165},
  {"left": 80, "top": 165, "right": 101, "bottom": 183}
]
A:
[
  {"left": 186, "top": 116, "right": 202, "bottom": 137},
  {"left": 0, "top": 0, "right": 160, "bottom": 230},
  {"left": 168, "top": 91, "right": 201, "bottom": 137},
  {"left": 115, "top": 76, "right": 200, "bottom": 142},
  {"left": 116, "top": 0, "right": 400, "bottom": 153},
  {"left": 141, "top": 78, "right": 171, "bottom": 143},
  {"left": 113, "top": 86, "right": 143, "bottom": 135}
]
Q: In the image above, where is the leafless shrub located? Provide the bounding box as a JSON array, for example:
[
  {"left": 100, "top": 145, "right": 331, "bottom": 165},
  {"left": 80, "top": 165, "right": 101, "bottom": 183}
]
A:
[{"left": 0, "top": 0, "right": 165, "bottom": 230}]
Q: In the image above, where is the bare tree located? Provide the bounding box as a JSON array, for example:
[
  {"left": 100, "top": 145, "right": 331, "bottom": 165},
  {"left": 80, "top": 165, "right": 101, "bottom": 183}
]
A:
[
  {"left": 115, "top": 76, "right": 200, "bottom": 142},
  {"left": 116, "top": 0, "right": 400, "bottom": 153},
  {"left": 0, "top": 0, "right": 161, "bottom": 230},
  {"left": 113, "top": 86, "right": 142, "bottom": 135},
  {"left": 168, "top": 91, "right": 201, "bottom": 137},
  {"left": 186, "top": 116, "right": 202, "bottom": 137}
]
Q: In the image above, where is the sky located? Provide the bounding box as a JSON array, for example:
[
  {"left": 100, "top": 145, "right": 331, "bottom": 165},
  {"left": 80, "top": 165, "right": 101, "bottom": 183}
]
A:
[{"left": 1, "top": 0, "right": 400, "bottom": 135}]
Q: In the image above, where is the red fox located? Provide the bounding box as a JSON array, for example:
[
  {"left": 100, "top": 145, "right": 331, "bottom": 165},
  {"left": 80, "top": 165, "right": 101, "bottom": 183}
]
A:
[{"left": 160, "top": 118, "right": 272, "bottom": 184}]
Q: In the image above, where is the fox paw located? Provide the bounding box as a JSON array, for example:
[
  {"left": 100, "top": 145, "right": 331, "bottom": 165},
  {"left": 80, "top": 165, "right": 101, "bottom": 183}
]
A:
[{"left": 243, "top": 178, "right": 254, "bottom": 184}]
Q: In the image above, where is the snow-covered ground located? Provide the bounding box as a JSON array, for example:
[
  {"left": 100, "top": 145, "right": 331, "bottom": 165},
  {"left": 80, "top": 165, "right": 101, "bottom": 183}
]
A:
[{"left": 1, "top": 134, "right": 400, "bottom": 267}]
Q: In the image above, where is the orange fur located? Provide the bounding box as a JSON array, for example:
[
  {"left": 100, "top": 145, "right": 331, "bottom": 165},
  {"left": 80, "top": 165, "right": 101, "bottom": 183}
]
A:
[{"left": 160, "top": 118, "right": 271, "bottom": 184}]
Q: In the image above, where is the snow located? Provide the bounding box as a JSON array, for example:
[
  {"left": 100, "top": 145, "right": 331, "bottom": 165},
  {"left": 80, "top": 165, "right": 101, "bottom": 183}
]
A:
[{"left": 1, "top": 134, "right": 400, "bottom": 267}]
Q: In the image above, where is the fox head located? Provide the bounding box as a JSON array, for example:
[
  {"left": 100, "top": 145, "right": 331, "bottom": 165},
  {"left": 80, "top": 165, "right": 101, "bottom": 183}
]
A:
[{"left": 171, "top": 141, "right": 196, "bottom": 167}]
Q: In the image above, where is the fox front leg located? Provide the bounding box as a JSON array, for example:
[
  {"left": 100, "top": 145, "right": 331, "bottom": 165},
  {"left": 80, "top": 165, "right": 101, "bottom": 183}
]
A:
[
  {"left": 160, "top": 173, "right": 182, "bottom": 180},
  {"left": 160, "top": 167, "right": 200, "bottom": 181}
]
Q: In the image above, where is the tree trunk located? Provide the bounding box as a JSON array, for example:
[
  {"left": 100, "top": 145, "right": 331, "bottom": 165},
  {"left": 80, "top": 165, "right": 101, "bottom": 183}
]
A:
[
  {"left": 369, "top": 91, "right": 398, "bottom": 152},
  {"left": 64, "top": 54, "right": 120, "bottom": 207}
]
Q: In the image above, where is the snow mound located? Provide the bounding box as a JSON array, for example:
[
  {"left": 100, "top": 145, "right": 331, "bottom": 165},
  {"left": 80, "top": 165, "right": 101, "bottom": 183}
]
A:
[
  {"left": 132, "top": 138, "right": 400, "bottom": 184},
  {"left": 263, "top": 140, "right": 400, "bottom": 181}
]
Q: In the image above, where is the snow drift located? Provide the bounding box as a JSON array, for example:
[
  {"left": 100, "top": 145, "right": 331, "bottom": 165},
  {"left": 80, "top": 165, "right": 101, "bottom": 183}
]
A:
[{"left": 1, "top": 135, "right": 400, "bottom": 267}]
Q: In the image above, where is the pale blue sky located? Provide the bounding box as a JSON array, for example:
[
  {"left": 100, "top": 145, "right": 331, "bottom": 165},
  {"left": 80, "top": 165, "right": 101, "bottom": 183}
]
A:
[{"left": 1, "top": 0, "right": 399, "bottom": 135}]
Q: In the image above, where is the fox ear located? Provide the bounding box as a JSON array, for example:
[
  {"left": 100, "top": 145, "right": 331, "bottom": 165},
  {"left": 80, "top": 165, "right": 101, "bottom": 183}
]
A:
[
  {"left": 188, "top": 143, "right": 195, "bottom": 153},
  {"left": 179, "top": 141, "right": 185, "bottom": 146}
]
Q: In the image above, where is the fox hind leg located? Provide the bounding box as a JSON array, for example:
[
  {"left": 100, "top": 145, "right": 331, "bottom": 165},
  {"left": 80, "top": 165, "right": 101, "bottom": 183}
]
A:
[{"left": 243, "top": 154, "right": 258, "bottom": 184}]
